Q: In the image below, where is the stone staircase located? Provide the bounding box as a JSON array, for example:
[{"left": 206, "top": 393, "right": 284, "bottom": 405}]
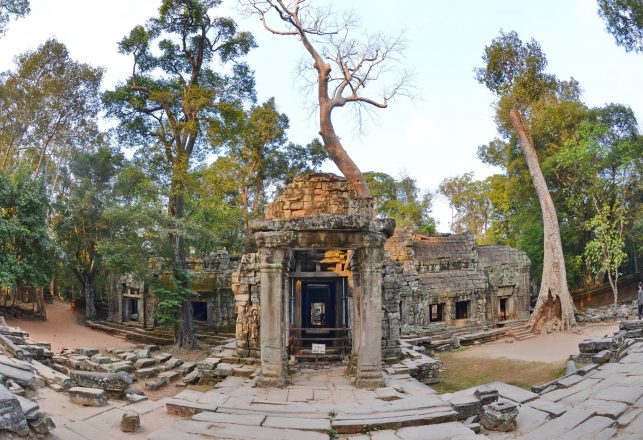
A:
[
  {"left": 155, "top": 387, "right": 467, "bottom": 439},
  {"left": 505, "top": 321, "right": 536, "bottom": 341},
  {"left": 86, "top": 320, "right": 233, "bottom": 346}
]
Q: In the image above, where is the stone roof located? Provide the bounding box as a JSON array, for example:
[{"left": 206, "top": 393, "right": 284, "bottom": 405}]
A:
[
  {"left": 417, "top": 270, "right": 487, "bottom": 294},
  {"left": 411, "top": 233, "right": 476, "bottom": 263},
  {"left": 478, "top": 245, "right": 530, "bottom": 268}
]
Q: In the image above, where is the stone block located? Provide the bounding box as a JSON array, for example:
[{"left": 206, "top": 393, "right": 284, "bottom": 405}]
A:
[
  {"left": 178, "top": 361, "right": 196, "bottom": 375},
  {"left": 153, "top": 352, "right": 173, "bottom": 363},
  {"left": 197, "top": 358, "right": 221, "bottom": 370},
  {"left": 74, "top": 348, "right": 99, "bottom": 357},
  {"left": 0, "top": 384, "right": 30, "bottom": 436},
  {"left": 165, "top": 357, "right": 184, "bottom": 369},
  {"left": 0, "top": 354, "right": 39, "bottom": 388},
  {"left": 28, "top": 413, "right": 55, "bottom": 434},
  {"left": 135, "top": 367, "right": 158, "bottom": 379},
  {"left": 120, "top": 410, "right": 140, "bottom": 432},
  {"left": 69, "top": 386, "right": 108, "bottom": 407},
  {"left": 70, "top": 370, "right": 132, "bottom": 398},
  {"left": 480, "top": 399, "right": 519, "bottom": 432},
  {"left": 134, "top": 358, "right": 157, "bottom": 369}
]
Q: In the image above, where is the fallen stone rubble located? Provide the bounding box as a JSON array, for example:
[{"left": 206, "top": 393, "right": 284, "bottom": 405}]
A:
[
  {"left": 0, "top": 321, "right": 56, "bottom": 437},
  {"left": 575, "top": 300, "right": 637, "bottom": 324}
]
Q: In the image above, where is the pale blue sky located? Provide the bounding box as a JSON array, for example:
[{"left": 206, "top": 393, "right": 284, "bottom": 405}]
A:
[{"left": 0, "top": 0, "right": 641, "bottom": 231}]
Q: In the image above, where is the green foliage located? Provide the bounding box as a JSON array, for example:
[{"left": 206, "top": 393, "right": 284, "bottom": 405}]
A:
[
  {"left": 364, "top": 172, "right": 435, "bottom": 233},
  {"left": 438, "top": 172, "right": 509, "bottom": 243},
  {"left": 0, "top": 0, "right": 29, "bottom": 35},
  {"left": 598, "top": 0, "right": 643, "bottom": 53},
  {"left": 0, "top": 39, "right": 103, "bottom": 176},
  {"left": 584, "top": 203, "right": 628, "bottom": 296},
  {"left": 0, "top": 169, "right": 55, "bottom": 289},
  {"left": 151, "top": 268, "right": 196, "bottom": 325}
]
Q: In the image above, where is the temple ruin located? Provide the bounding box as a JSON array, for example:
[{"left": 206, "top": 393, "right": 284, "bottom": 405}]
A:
[{"left": 112, "top": 173, "right": 531, "bottom": 386}]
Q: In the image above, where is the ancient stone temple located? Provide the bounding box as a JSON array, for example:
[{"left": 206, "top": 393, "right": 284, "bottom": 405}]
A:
[
  {"left": 233, "top": 174, "right": 394, "bottom": 387},
  {"left": 115, "top": 251, "right": 237, "bottom": 329},
  {"left": 384, "top": 230, "right": 530, "bottom": 334}
]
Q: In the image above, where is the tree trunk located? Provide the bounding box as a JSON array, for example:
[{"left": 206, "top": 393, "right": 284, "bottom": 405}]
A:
[
  {"left": 168, "top": 158, "right": 197, "bottom": 348},
  {"left": 318, "top": 76, "right": 371, "bottom": 199},
  {"left": 607, "top": 271, "right": 618, "bottom": 306},
  {"left": 509, "top": 108, "right": 576, "bottom": 333},
  {"left": 84, "top": 274, "right": 96, "bottom": 321}
]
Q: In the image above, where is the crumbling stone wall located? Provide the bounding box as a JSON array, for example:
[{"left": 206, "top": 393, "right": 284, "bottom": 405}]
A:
[
  {"left": 231, "top": 253, "right": 261, "bottom": 357},
  {"left": 265, "top": 173, "right": 372, "bottom": 219},
  {"left": 383, "top": 229, "right": 530, "bottom": 335},
  {"left": 116, "top": 250, "right": 237, "bottom": 329}
]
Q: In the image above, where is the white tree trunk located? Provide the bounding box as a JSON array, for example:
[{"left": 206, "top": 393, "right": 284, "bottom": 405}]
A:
[{"left": 509, "top": 108, "right": 576, "bottom": 332}]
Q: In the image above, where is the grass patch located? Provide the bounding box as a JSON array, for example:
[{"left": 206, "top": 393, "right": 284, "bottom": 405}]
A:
[{"left": 432, "top": 350, "right": 565, "bottom": 394}]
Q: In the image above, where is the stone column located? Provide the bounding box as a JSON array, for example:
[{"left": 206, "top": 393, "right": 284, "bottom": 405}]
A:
[
  {"left": 258, "top": 248, "right": 288, "bottom": 386},
  {"left": 355, "top": 246, "right": 385, "bottom": 388}
]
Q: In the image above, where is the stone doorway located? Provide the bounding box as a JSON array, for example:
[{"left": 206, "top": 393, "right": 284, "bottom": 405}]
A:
[
  {"left": 240, "top": 173, "right": 394, "bottom": 388},
  {"left": 499, "top": 297, "right": 508, "bottom": 321}
]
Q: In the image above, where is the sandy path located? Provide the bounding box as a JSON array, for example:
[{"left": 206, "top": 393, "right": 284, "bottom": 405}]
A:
[
  {"left": 4, "top": 301, "right": 135, "bottom": 353},
  {"left": 458, "top": 322, "right": 620, "bottom": 364}
]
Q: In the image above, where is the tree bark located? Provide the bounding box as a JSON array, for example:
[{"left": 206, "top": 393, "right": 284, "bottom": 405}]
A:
[
  {"left": 84, "top": 274, "right": 96, "bottom": 321},
  {"left": 318, "top": 86, "right": 371, "bottom": 198},
  {"left": 168, "top": 156, "right": 197, "bottom": 348},
  {"left": 509, "top": 108, "right": 576, "bottom": 332}
]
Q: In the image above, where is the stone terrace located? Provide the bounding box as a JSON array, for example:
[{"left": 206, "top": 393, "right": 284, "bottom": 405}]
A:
[{"left": 145, "top": 320, "right": 643, "bottom": 439}]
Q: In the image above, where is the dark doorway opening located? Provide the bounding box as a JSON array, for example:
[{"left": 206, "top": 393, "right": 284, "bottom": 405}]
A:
[
  {"left": 129, "top": 298, "right": 138, "bottom": 320},
  {"left": 192, "top": 301, "right": 208, "bottom": 322},
  {"left": 429, "top": 303, "right": 444, "bottom": 322},
  {"left": 455, "top": 300, "right": 469, "bottom": 319},
  {"left": 300, "top": 282, "right": 336, "bottom": 349},
  {"left": 499, "top": 298, "right": 508, "bottom": 321}
]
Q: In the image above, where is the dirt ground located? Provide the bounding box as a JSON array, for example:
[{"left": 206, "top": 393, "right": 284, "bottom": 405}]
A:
[
  {"left": 4, "top": 300, "right": 136, "bottom": 353},
  {"left": 459, "top": 321, "right": 620, "bottom": 363}
]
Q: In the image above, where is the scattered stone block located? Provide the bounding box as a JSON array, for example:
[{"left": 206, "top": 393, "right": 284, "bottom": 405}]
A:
[
  {"left": 145, "top": 376, "right": 168, "bottom": 391},
  {"left": 68, "top": 387, "right": 108, "bottom": 407},
  {"left": 154, "top": 352, "right": 173, "bottom": 363},
  {"left": 90, "top": 355, "right": 113, "bottom": 365},
  {"left": 70, "top": 370, "right": 133, "bottom": 398},
  {"left": 0, "top": 354, "right": 39, "bottom": 388},
  {"left": 144, "top": 344, "right": 159, "bottom": 352},
  {"left": 159, "top": 370, "right": 181, "bottom": 383},
  {"left": 593, "top": 350, "right": 612, "bottom": 365},
  {"left": 165, "top": 357, "right": 184, "bottom": 369},
  {"left": 31, "top": 359, "right": 72, "bottom": 390},
  {"left": 0, "top": 385, "right": 30, "bottom": 436},
  {"left": 178, "top": 361, "right": 196, "bottom": 375},
  {"left": 126, "top": 393, "right": 147, "bottom": 403},
  {"left": 74, "top": 348, "right": 99, "bottom": 357},
  {"left": 197, "top": 358, "right": 221, "bottom": 370},
  {"left": 28, "top": 412, "right": 55, "bottom": 434},
  {"left": 120, "top": 410, "right": 140, "bottom": 432},
  {"left": 135, "top": 367, "right": 159, "bottom": 379},
  {"left": 480, "top": 399, "right": 519, "bottom": 432},
  {"left": 134, "top": 358, "right": 157, "bottom": 369},
  {"left": 103, "top": 361, "right": 135, "bottom": 374}
]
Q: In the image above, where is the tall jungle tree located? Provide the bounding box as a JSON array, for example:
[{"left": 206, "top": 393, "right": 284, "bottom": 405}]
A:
[
  {"left": 103, "top": 0, "right": 255, "bottom": 347},
  {"left": 476, "top": 31, "right": 577, "bottom": 332},
  {"left": 598, "top": 0, "right": 643, "bottom": 53},
  {"left": 0, "top": 39, "right": 103, "bottom": 177},
  {"left": 242, "top": 0, "right": 411, "bottom": 198}
]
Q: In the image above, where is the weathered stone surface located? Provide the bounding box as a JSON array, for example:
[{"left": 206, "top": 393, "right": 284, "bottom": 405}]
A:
[
  {"left": 486, "top": 381, "right": 538, "bottom": 403},
  {"left": 31, "top": 359, "right": 72, "bottom": 390},
  {"left": 134, "top": 358, "right": 157, "bottom": 369},
  {"left": 480, "top": 399, "right": 519, "bottom": 432},
  {"left": 135, "top": 367, "right": 158, "bottom": 379},
  {"left": 178, "top": 361, "right": 196, "bottom": 375},
  {"left": 522, "top": 408, "right": 594, "bottom": 440},
  {"left": 165, "top": 357, "right": 184, "bottom": 369},
  {"left": 579, "top": 338, "right": 617, "bottom": 354},
  {"left": 74, "top": 348, "right": 99, "bottom": 357},
  {"left": 120, "top": 410, "right": 140, "bottom": 432},
  {"left": 28, "top": 413, "right": 55, "bottom": 434},
  {"left": 68, "top": 387, "right": 108, "bottom": 407},
  {"left": 70, "top": 370, "right": 132, "bottom": 398},
  {"left": 0, "top": 384, "right": 30, "bottom": 436},
  {"left": 0, "top": 354, "right": 38, "bottom": 388},
  {"left": 263, "top": 416, "right": 331, "bottom": 431}
]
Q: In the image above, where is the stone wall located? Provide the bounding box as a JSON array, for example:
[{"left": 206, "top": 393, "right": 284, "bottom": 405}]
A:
[
  {"left": 231, "top": 253, "right": 261, "bottom": 357},
  {"left": 116, "top": 251, "right": 237, "bottom": 329},
  {"left": 265, "top": 173, "right": 373, "bottom": 219},
  {"left": 383, "top": 230, "right": 530, "bottom": 335}
]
